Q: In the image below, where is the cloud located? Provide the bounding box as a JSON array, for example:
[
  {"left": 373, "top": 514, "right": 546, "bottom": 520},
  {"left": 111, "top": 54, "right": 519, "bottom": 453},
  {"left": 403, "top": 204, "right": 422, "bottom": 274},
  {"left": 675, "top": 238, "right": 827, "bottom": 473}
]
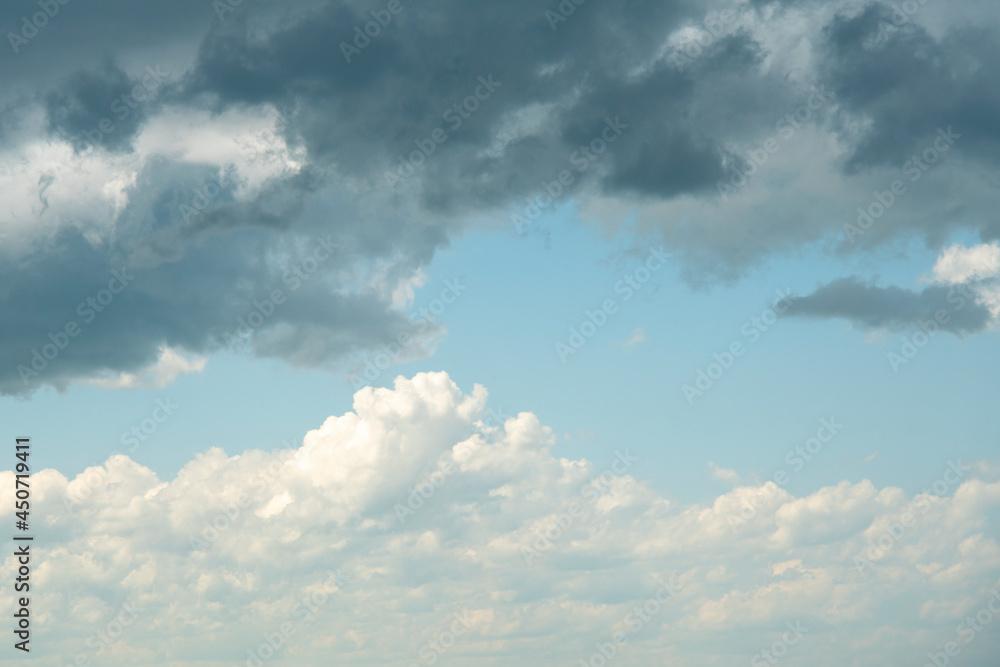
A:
[
  {"left": 614, "top": 326, "right": 647, "bottom": 349},
  {"left": 709, "top": 462, "right": 740, "bottom": 486},
  {"left": 44, "top": 61, "right": 165, "bottom": 153},
  {"left": 931, "top": 242, "right": 1000, "bottom": 285},
  {"left": 818, "top": 3, "right": 1000, "bottom": 172},
  {"left": 4, "top": 0, "right": 1000, "bottom": 391},
  {"left": 784, "top": 276, "right": 995, "bottom": 334},
  {"left": 83, "top": 347, "right": 207, "bottom": 389},
  {"left": 785, "top": 243, "right": 1000, "bottom": 335},
  {"left": 0, "top": 222, "right": 439, "bottom": 397},
  {"left": 3, "top": 372, "right": 999, "bottom": 665}
]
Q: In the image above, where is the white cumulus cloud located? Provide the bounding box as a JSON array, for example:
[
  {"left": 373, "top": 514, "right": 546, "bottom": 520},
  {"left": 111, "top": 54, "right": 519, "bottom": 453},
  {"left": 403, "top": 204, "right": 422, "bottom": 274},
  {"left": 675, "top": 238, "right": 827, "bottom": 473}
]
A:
[{"left": 1, "top": 372, "right": 998, "bottom": 666}]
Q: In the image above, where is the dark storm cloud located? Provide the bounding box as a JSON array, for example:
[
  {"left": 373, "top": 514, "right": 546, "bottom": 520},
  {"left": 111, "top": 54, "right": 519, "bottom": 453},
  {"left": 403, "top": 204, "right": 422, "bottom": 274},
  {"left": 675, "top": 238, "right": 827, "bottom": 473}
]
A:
[
  {"left": 0, "top": 117, "right": 453, "bottom": 397},
  {"left": 177, "top": 0, "right": 770, "bottom": 209},
  {"left": 0, "top": 222, "right": 430, "bottom": 397},
  {"left": 44, "top": 61, "right": 168, "bottom": 152},
  {"left": 0, "top": 0, "right": 217, "bottom": 94},
  {"left": 785, "top": 277, "right": 993, "bottom": 334},
  {"left": 3, "top": 0, "right": 999, "bottom": 394},
  {"left": 819, "top": 2, "right": 1000, "bottom": 172}
]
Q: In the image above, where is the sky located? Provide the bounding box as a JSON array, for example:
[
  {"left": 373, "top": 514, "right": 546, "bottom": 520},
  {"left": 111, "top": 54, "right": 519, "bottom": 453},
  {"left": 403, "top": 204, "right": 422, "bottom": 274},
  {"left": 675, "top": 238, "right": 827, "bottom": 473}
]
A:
[{"left": 0, "top": 0, "right": 999, "bottom": 665}]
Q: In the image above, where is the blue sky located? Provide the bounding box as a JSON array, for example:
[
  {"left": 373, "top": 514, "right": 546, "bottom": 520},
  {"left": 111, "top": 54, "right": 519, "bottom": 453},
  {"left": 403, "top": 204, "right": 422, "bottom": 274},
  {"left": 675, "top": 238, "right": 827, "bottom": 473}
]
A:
[
  {"left": 2, "top": 0, "right": 1000, "bottom": 664},
  {"left": 6, "top": 206, "right": 997, "bottom": 506}
]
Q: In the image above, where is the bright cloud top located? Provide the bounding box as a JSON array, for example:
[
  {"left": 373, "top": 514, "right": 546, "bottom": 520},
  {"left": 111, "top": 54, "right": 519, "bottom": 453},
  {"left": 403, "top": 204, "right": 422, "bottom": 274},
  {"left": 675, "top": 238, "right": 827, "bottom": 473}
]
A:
[
  {"left": 931, "top": 242, "right": 1000, "bottom": 285},
  {"left": 2, "top": 372, "right": 999, "bottom": 666}
]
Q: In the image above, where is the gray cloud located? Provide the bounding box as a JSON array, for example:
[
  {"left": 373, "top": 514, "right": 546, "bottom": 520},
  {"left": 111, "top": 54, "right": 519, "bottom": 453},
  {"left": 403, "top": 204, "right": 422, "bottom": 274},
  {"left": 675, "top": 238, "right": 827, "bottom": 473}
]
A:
[
  {"left": 176, "top": 0, "right": 777, "bottom": 210},
  {"left": 0, "top": 220, "right": 438, "bottom": 397},
  {"left": 2, "top": 0, "right": 999, "bottom": 394},
  {"left": 785, "top": 276, "right": 994, "bottom": 334},
  {"left": 819, "top": 3, "right": 1000, "bottom": 172},
  {"left": 44, "top": 60, "right": 165, "bottom": 153}
]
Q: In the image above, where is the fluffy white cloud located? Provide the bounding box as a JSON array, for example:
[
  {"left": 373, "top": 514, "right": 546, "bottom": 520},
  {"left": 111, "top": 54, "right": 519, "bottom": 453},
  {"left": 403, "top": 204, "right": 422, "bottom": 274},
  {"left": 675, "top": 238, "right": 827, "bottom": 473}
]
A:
[
  {"left": 1, "top": 372, "right": 998, "bottom": 666},
  {"left": 931, "top": 242, "right": 1000, "bottom": 285},
  {"left": 930, "top": 242, "right": 1000, "bottom": 320}
]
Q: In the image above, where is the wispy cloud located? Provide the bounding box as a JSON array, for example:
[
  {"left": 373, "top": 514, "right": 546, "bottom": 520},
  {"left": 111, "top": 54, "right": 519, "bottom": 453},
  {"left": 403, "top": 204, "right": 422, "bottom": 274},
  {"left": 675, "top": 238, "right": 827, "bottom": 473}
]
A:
[
  {"left": 614, "top": 326, "right": 647, "bottom": 349},
  {"left": 709, "top": 461, "right": 740, "bottom": 485}
]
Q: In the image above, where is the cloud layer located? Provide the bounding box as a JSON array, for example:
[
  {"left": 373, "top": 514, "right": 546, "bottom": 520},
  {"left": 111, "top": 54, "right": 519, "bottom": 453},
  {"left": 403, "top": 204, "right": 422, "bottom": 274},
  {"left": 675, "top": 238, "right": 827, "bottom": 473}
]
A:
[
  {"left": 3, "top": 372, "right": 998, "bottom": 665},
  {"left": 4, "top": 0, "right": 1000, "bottom": 391},
  {"left": 785, "top": 277, "right": 995, "bottom": 334},
  {"left": 786, "top": 242, "right": 1000, "bottom": 333}
]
